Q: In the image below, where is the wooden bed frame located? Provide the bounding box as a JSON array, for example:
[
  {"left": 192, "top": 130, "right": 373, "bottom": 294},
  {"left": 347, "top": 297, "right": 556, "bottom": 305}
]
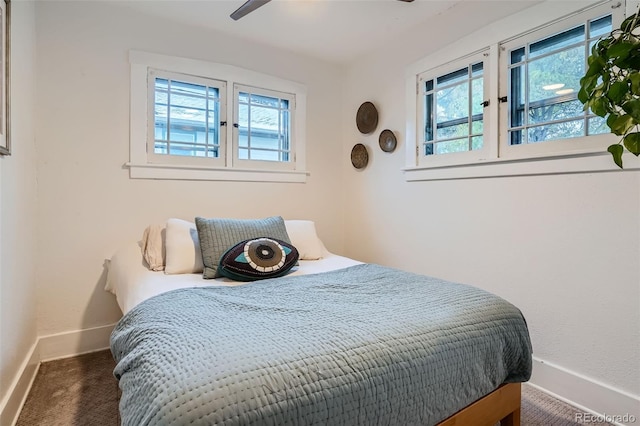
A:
[{"left": 436, "top": 383, "right": 521, "bottom": 426}]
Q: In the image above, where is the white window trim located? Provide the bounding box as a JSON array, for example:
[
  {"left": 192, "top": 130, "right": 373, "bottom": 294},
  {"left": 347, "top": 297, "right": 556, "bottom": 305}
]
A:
[
  {"left": 404, "top": 0, "right": 640, "bottom": 181},
  {"left": 127, "top": 50, "right": 308, "bottom": 182}
]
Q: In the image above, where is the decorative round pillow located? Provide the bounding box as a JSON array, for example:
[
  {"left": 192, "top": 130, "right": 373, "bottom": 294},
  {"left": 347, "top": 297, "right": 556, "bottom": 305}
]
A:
[{"left": 218, "top": 237, "right": 299, "bottom": 282}]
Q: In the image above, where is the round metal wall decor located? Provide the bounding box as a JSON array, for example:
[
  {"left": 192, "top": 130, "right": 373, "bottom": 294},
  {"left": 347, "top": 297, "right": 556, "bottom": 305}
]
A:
[
  {"left": 379, "top": 129, "right": 397, "bottom": 153},
  {"left": 356, "top": 102, "right": 378, "bottom": 134},
  {"left": 350, "top": 143, "right": 369, "bottom": 169}
]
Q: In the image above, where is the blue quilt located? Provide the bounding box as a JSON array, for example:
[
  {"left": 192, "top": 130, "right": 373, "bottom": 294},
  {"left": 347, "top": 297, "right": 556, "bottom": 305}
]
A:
[{"left": 111, "top": 264, "right": 532, "bottom": 426}]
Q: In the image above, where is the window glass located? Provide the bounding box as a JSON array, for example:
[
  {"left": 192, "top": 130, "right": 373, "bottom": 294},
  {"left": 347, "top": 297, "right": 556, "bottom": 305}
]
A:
[
  {"left": 421, "top": 60, "right": 485, "bottom": 156},
  {"left": 153, "top": 77, "right": 221, "bottom": 157},
  {"left": 507, "top": 14, "right": 612, "bottom": 145},
  {"left": 237, "top": 87, "right": 292, "bottom": 162}
]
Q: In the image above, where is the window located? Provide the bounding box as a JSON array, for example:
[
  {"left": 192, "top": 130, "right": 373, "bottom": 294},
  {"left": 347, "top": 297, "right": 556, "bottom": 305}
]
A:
[
  {"left": 406, "top": 0, "right": 625, "bottom": 178},
  {"left": 128, "top": 51, "right": 307, "bottom": 182},
  {"left": 417, "top": 52, "right": 489, "bottom": 166},
  {"left": 149, "top": 70, "right": 226, "bottom": 166},
  {"left": 500, "top": 9, "right": 616, "bottom": 159},
  {"left": 234, "top": 84, "right": 294, "bottom": 169}
]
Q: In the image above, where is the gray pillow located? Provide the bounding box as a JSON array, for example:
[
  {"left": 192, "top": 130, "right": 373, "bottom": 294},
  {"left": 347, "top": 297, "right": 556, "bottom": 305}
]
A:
[{"left": 195, "top": 216, "right": 292, "bottom": 279}]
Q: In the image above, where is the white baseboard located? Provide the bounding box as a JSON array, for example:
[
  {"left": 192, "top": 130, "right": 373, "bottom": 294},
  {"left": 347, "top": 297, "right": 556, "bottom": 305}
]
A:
[
  {"left": 0, "top": 323, "right": 116, "bottom": 426},
  {"left": 530, "top": 357, "right": 640, "bottom": 426},
  {"left": 0, "top": 341, "right": 39, "bottom": 426},
  {"left": 38, "top": 323, "right": 116, "bottom": 362}
]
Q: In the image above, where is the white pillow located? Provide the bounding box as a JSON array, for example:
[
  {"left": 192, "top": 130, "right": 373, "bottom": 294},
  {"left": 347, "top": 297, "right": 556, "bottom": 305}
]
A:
[
  {"left": 284, "top": 220, "right": 324, "bottom": 260},
  {"left": 141, "top": 223, "right": 166, "bottom": 271},
  {"left": 165, "top": 218, "right": 204, "bottom": 274}
]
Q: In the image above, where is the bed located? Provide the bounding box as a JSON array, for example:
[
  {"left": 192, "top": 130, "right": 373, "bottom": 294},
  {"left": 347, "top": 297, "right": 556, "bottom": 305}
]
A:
[{"left": 106, "top": 218, "right": 532, "bottom": 426}]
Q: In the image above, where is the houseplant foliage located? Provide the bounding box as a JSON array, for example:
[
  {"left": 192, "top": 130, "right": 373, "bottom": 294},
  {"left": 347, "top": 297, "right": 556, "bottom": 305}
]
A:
[{"left": 578, "top": 11, "right": 640, "bottom": 168}]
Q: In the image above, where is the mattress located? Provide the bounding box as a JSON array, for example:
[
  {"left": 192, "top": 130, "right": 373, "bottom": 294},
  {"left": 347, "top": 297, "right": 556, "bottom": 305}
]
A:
[
  {"left": 106, "top": 242, "right": 362, "bottom": 314},
  {"left": 110, "top": 262, "right": 533, "bottom": 426}
]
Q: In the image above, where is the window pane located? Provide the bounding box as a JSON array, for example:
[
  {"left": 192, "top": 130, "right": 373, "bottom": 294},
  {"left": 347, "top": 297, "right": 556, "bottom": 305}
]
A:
[
  {"left": 527, "top": 119, "right": 584, "bottom": 143},
  {"left": 511, "top": 47, "right": 525, "bottom": 64},
  {"left": 471, "top": 136, "right": 483, "bottom": 150},
  {"left": 424, "top": 93, "right": 434, "bottom": 141},
  {"left": 528, "top": 46, "right": 583, "bottom": 104},
  {"left": 509, "top": 129, "right": 524, "bottom": 145},
  {"left": 530, "top": 25, "right": 584, "bottom": 58},
  {"left": 437, "top": 122, "right": 469, "bottom": 140},
  {"left": 250, "top": 130, "right": 279, "bottom": 150},
  {"left": 510, "top": 66, "right": 525, "bottom": 128},
  {"left": 236, "top": 87, "right": 292, "bottom": 162},
  {"left": 437, "top": 82, "right": 469, "bottom": 123},
  {"left": 589, "top": 15, "right": 612, "bottom": 39},
  {"left": 420, "top": 58, "right": 486, "bottom": 157},
  {"left": 472, "top": 120, "right": 484, "bottom": 135},
  {"left": 471, "top": 77, "right": 484, "bottom": 116},
  {"left": 251, "top": 94, "right": 279, "bottom": 107},
  {"left": 239, "top": 130, "right": 249, "bottom": 148},
  {"left": 250, "top": 106, "right": 279, "bottom": 133},
  {"left": 507, "top": 15, "right": 596, "bottom": 147},
  {"left": 588, "top": 116, "right": 608, "bottom": 135},
  {"left": 529, "top": 99, "right": 584, "bottom": 125},
  {"left": 471, "top": 62, "right": 483, "bottom": 77},
  {"left": 425, "top": 79, "right": 434, "bottom": 92},
  {"left": 154, "top": 77, "right": 221, "bottom": 158},
  {"left": 437, "top": 67, "right": 468, "bottom": 86},
  {"left": 281, "top": 110, "right": 290, "bottom": 151},
  {"left": 168, "top": 142, "right": 208, "bottom": 157},
  {"left": 424, "top": 142, "right": 434, "bottom": 156},
  {"left": 435, "top": 138, "right": 469, "bottom": 154}
]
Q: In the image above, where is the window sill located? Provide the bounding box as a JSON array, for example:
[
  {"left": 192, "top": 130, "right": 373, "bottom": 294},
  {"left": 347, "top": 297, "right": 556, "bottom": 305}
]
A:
[
  {"left": 125, "top": 163, "right": 309, "bottom": 183},
  {"left": 403, "top": 152, "right": 640, "bottom": 181}
]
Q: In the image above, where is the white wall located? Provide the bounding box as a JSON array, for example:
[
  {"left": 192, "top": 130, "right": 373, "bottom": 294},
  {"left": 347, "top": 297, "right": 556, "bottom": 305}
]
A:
[
  {"left": 34, "top": 2, "right": 345, "bottom": 335},
  {"left": 342, "top": 0, "right": 639, "bottom": 401},
  {"left": 0, "top": 0, "right": 39, "bottom": 418}
]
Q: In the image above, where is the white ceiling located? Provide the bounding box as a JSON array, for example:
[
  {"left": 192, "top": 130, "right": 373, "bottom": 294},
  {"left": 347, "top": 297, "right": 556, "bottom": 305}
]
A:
[{"left": 119, "top": 0, "right": 469, "bottom": 64}]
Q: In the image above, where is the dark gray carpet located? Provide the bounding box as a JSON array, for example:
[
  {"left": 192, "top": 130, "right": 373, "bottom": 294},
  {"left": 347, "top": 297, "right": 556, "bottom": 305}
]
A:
[{"left": 16, "top": 350, "right": 613, "bottom": 425}]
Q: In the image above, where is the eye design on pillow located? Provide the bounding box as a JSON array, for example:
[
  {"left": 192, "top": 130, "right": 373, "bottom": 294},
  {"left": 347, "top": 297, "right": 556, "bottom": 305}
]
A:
[
  {"left": 218, "top": 237, "right": 299, "bottom": 282},
  {"left": 241, "top": 238, "right": 288, "bottom": 273}
]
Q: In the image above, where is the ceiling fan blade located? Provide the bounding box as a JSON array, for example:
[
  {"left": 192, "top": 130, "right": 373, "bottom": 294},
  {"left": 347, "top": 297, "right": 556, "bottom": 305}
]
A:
[
  {"left": 397, "top": 0, "right": 415, "bottom": 2},
  {"left": 230, "top": 0, "right": 272, "bottom": 21}
]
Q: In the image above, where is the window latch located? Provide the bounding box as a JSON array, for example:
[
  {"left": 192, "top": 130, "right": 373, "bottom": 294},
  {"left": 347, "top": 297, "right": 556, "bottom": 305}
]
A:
[
  {"left": 233, "top": 123, "right": 239, "bottom": 128},
  {"left": 220, "top": 121, "right": 227, "bottom": 126},
  {"left": 498, "top": 96, "right": 508, "bottom": 103},
  {"left": 480, "top": 100, "right": 490, "bottom": 108}
]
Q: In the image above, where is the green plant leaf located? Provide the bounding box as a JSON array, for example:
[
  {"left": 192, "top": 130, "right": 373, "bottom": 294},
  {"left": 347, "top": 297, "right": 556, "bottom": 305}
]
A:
[
  {"left": 607, "top": 112, "right": 620, "bottom": 129},
  {"left": 630, "top": 73, "right": 640, "bottom": 95},
  {"left": 591, "top": 97, "right": 609, "bottom": 117},
  {"left": 622, "top": 100, "right": 640, "bottom": 122},
  {"left": 607, "top": 42, "right": 635, "bottom": 60},
  {"left": 610, "top": 114, "right": 635, "bottom": 136},
  {"left": 623, "top": 132, "right": 640, "bottom": 156},
  {"left": 608, "top": 144, "right": 624, "bottom": 169},
  {"left": 578, "top": 88, "right": 587, "bottom": 104},
  {"left": 608, "top": 81, "right": 629, "bottom": 103},
  {"left": 621, "top": 13, "right": 640, "bottom": 32}
]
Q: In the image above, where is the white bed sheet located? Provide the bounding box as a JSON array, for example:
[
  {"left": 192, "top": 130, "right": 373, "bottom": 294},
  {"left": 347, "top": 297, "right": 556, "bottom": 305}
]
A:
[{"left": 106, "top": 242, "right": 362, "bottom": 315}]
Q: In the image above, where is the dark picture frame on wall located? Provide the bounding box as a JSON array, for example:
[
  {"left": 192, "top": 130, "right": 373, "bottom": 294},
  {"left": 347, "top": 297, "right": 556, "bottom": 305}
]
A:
[{"left": 0, "top": 0, "right": 10, "bottom": 156}]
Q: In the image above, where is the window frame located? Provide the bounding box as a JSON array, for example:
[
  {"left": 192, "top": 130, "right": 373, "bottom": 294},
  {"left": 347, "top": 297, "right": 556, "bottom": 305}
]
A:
[
  {"left": 416, "top": 50, "right": 492, "bottom": 168},
  {"left": 147, "top": 69, "right": 227, "bottom": 168},
  {"left": 128, "top": 50, "right": 308, "bottom": 183},
  {"left": 233, "top": 83, "right": 296, "bottom": 171},
  {"left": 404, "top": 0, "right": 636, "bottom": 181},
  {"left": 498, "top": 2, "right": 622, "bottom": 161}
]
